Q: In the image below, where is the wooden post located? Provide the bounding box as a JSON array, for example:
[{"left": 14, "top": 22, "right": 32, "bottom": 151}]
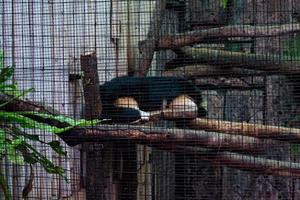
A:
[
  {"left": 81, "top": 51, "right": 105, "bottom": 200},
  {"left": 81, "top": 51, "right": 102, "bottom": 120}
]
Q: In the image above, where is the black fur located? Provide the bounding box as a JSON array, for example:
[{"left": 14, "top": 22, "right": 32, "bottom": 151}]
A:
[{"left": 100, "top": 76, "right": 206, "bottom": 122}]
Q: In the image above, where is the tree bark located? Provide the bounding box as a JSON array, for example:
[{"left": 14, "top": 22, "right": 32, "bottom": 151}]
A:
[
  {"left": 190, "top": 118, "right": 300, "bottom": 141},
  {"left": 81, "top": 52, "right": 102, "bottom": 119},
  {"left": 61, "top": 125, "right": 267, "bottom": 153},
  {"left": 156, "top": 24, "right": 300, "bottom": 49},
  {"left": 181, "top": 46, "right": 300, "bottom": 74},
  {"left": 173, "top": 146, "right": 300, "bottom": 178},
  {"left": 135, "top": 0, "right": 166, "bottom": 77},
  {"left": 0, "top": 93, "right": 60, "bottom": 114},
  {"left": 163, "top": 64, "right": 260, "bottom": 78},
  {"left": 80, "top": 52, "right": 105, "bottom": 200}
]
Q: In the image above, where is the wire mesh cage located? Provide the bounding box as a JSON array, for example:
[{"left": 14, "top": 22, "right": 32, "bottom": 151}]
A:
[{"left": 1, "top": 0, "right": 300, "bottom": 199}]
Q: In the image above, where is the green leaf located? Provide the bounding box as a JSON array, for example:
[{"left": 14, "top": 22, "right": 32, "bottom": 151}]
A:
[
  {"left": 18, "top": 112, "right": 102, "bottom": 127},
  {"left": 0, "top": 66, "right": 14, "bottom": 84},
  {"left": 291, "top": 144, "right": 300, "bottom": 157},
  {"left": 0, "top": 171, "right": 12, "bottom": 200},
  {"left": 0, "top": 87, "right": 34, "bottom": 108},
  {"left": 22, "top": 164, "right": 34, "bottom": 198},
  {"left": 0, "top": 84, "right": 19, "bottom": 94},
  {"left": 0, "top": 111, "right": 63, "bottom": 133},
  {"left": 47, "top": 141, "right": 66, "bottom": 156},
  {"left": 7, "top": 143, "right": 24, "bottom": 165},
  {"left": 22, "top": 152, "right": 38, "bottom": 164},
  {"left": 220, "top": 0, "right": 228, "bottom": 8},
  {"left": 23, "top": 134, "right": 40, "bottom": 142},
  {"left": 0, "top": 129, "right": 7, "bottom": 155},
  {"left": 284, "top": 35, "right": 300, "bottom": 59},
  {"left": 19, "top": 112, "right": 80, "bottom": 126},
  {"left": 0, "top": 51, "right": 3, "bottom": 69},
  {"left": 11, "top": 137, "right": 25, "bottom": 150},
  {"left": 24, "top": 143, "right": 66, "bottom": 180}
]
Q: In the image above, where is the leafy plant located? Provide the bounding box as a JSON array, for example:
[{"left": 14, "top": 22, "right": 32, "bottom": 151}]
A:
[
  {"left": 0, "top": 51, "right": 100, "bottom": 199},
  {"left": 283, "top": 35, "right": 300, "bottom": 59},
  {"left": 220, "top": 0, "right": 237, "bottom": 9},
  {"left": 220, "top": 0, "right": 229, "bottom": 8}
]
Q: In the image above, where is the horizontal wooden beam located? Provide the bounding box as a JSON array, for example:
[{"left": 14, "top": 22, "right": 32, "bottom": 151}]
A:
[
  {"left": 163, "top": 64, "right": 248, "bottom": 77},
  {"left": 173, "top": 146, "right": 300, "bottom": 178},
  {"left": 156, "top": 24, "right": 300, "bottom": 50},
  {"left": 181, "top": 47, "right": 300, "bottom": 74},
  {"left": 190, "top": 118, "right": 300, "bottom": 141},
  {"left": 61, "top": 125, "right": 267, "bottom": 153}
]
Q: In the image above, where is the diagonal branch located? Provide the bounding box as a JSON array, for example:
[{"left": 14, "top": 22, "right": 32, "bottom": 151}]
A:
[
  {"left": 0, "top": 93, "right": 59, "bottom": 114},
  {"left": 135, "top": 0, "right": 166, "bottom": 77}
]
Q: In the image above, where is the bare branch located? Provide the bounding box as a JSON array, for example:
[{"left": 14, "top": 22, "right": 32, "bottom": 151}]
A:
[
  {"left": 174, "top": 146, "right": 300, "bottom": 178},
  {"left": 190, "top": 118, "right": 300, "bottom": 141},
  {"left": 181, "top": 47, "right": 300, "bottom": 74},
  {"left": 157, "top": 24, "right": 300, "bottom": 49},
  {"left": 61, "top": 124, "right": 266, "bottom": 153}
]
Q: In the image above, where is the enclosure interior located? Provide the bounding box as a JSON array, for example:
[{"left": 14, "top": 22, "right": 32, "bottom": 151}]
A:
[{"left": 1, "top": 0, "right": 300, "bottom": 200}]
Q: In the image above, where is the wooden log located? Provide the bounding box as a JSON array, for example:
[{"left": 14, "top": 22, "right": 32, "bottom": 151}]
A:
[
  {"left": 139, "top": 23, "right": 300, "bottom": 78},
  {"left": 157, "top": 24, "right": 300, "bottom": 50},
  {"left": 173, "top": 146, "right": 300, "bottom": 179},
  {"left": 62, "top": 126, "right": 300, "bottom": 178},
  {"left": 163, "top": 64, "right": 261, "bottom": 78},
  {"left": 61, "top": 125, "right": 266, "bottom": 153},
  {"left": 190, "top": 118, "right": 300, "bottom": 141},
  {"left": 81, "top": 51, "right": 102, "bottom": 119},
  {"left": 162, "top": 65, "right": 264, "bottom": 90},
  {"left": 163, "top": 61, "right": 271, "bottom": 79},
  {"left": 80, "top": 52, "right": 104, "bottom": 200},
  {"left": 194, "top": 77, "right": 265, "bottom": 91},
  {"left": 181, "top": 47, "right": 300, "bottom": 74}
]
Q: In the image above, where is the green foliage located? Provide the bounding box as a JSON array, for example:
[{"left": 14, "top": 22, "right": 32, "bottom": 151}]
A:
[
  {"left": 291, "top": 144, "right": 300, "bottom": 157},
  {"left": 220, "top": 0, "right": 229, "bottom": 8},
  {"left": 220, "top": 0, "right": 236, "bottom": 9},
  {"left": 283, "top": 35, "right": 300, "bottom": 59},
  {"left": 0, "top": 51, "right": 101, "bottom": 198},
  {"left": 0, "top": 170, "right": 12, "bottom": 200}
]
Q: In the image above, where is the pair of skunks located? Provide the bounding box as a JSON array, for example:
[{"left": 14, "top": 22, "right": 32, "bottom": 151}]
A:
[{"left": 100, "top": 76, "right": 207, "bottom": 124}]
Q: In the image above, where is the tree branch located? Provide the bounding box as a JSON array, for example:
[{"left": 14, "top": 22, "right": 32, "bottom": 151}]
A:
[
  {"left": 61, "top": 124, "right": 266, "bottom": 153},
  {"left": 181, "top": 47, "right": 300, "bottom": 74},
  {"left": 173, "top": 146, "right": 300, "bottom": 178},
  {"left": 61, "top": 125, "right": 300, "bottom": 178},
  {"left": 157, "top": 24, "right": 300, "bottom": 49},
  {"left": 135, "top": 0, "right": 166, "bottom": 76},
  {"left": 190, "top": 118, "right": 300, "bottom": 141},
  {"left": 0, "top": 93, "right": 59, "bottom": 114},
  {"left": 163, "top": 64, "right": 260, "bottom": 78}
]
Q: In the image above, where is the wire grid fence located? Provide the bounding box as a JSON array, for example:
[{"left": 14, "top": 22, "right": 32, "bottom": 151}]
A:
[{"left": 1, "top": 0, "right": 300, "bottom": 199}]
